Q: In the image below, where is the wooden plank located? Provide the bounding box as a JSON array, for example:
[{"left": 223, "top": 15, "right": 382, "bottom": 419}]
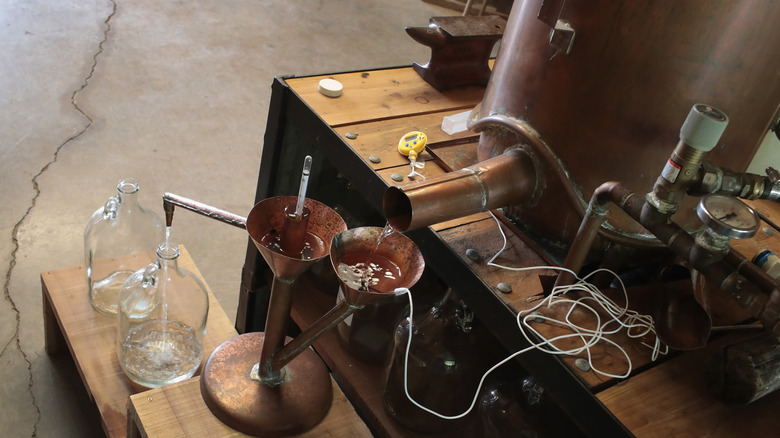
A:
[
  {"left": 598, "top": 333, "right": 780, "bottom": 437},
  {"left": 41, "top": 246, "right": 238, "bottom": 438},
  {"left": 128, "top": 375, "right": 370, "bottom": 438},
  {"left": 287, "top": 66, "right": 487, "bottom": 127},
  {"left": 437, "top": 218, "right": 661, "bottom": 390},
  {"left": 333, "top": 109, "right": 479, "bottom": 172}
]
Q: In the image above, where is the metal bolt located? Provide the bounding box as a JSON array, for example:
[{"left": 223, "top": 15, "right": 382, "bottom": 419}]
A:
[
  {"left": 465, "top": 248, "right": 481, "bottom": 261},
  {"left": 390, "top": 173, "right": 404, "bottom": 182},
  {"left": 574, "top": 358, "right": 591, "bottom": 372},
  {"left": 496, "top": 282, "right": 512, "bottom": 294},
  {"left": 368, "top": 155, "right": 381, "bottom": 164},
  {"left": 345, "top": 132, "right": 358, "bottom": 139}
]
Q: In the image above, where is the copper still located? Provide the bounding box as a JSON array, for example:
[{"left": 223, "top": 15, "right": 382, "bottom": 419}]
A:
[{"left": 387, "top": 0, "right": 780, "bottom": 258}]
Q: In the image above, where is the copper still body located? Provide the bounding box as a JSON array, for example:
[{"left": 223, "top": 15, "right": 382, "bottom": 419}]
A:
[
  {"left": 388, "top": 0, "right": 780, "bottom": 260},
  {"left": 471, "top": 0, "right": 780, "bottom": 252}
]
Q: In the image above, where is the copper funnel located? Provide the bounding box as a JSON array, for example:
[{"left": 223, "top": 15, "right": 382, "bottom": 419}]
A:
[
  {"left": 196, "top": 195, "right": 347, "bottom": 437},
  {"left": 270, "top": 227, "right": 426, "bottom": 369},
  {"left": 246, "top": 196, "right": 346, "bottom": 280},
  {"left": 330, "top": 226, "right": 425, "bottom": 305}
]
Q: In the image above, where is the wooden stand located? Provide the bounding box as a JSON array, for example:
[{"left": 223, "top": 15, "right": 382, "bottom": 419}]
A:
[{"left": 42, "top": 246, "right": 370, "bottom": 438}]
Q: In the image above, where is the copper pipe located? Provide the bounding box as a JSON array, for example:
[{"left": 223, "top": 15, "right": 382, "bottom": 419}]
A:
[
  {"left": 555, "top": 182, "right": 639, "bottom": 287},
  {"left": 258, "top": 276, "right": 296, "bottom": 383},
  {"left": 559, "top": 182, "right": 780, "bottom": 334},
  {"left": 725, "top": 248, "right": 779, "bottom": 294},
  {"left": 384, "top": 148, "right": 540, "bottom": 231},
  {"left": 163, "top": 192, "right": 247, "bottom": 229},
  {"left": 271, "top": 300, "right": 361, "bottom": 372}
]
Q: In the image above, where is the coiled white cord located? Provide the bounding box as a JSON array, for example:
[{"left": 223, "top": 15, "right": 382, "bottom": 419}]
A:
[{"left": 394, "top": 212, "right": 667, "bottom": 420}]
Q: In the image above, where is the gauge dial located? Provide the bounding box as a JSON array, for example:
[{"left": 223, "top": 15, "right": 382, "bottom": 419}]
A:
[{"left": 696, "top": 194, "right": 760, "bottom": 239}]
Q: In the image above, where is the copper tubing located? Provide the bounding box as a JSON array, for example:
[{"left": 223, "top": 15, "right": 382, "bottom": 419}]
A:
[
  {"left": 555, "top": 182, "right": 641, "bottom": 287},
  {"left": 258, "top": 276, "right": 296, "bottom": 383},
  {"left": 558, "top": 182, "right": 780, "bottom": 334},
  {"left": 384, "top": 148, "right": 539, "bottom": 231},
  {"left": 163, "top": 192, "right": 247, "bottom": 229}
]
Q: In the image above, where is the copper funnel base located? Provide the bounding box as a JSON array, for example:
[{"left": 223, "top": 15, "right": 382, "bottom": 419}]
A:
[
  {"left": 247, "top": 196, "right": 347, "bottom": 280},
  {"left": 330, "top": 226, "right": 425, "bottom": 306},
  {"left": 200, "top": 332, "right": 332, "bottom": 437}
]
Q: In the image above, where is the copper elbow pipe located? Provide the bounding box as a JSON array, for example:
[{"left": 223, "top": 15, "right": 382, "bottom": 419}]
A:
[{"left": 384, "top": 148, "right": 540, "bottom": 231}]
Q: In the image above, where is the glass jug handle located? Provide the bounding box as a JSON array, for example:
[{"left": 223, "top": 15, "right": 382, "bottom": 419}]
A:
[
  {"left": 102, "top": 196, "right": 120, "bottom": 220},
  {"left": 141, "top": 263, "right": 159, "bottom": 287}
]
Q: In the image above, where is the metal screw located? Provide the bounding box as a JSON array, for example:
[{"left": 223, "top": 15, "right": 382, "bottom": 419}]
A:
[
  {"left": 147, "top": 397, "right": 153, "bottom": 402},
  {"left": 496, "top": 282, "right": 512, "bottom": 294},
  {"left": 574, "top": 358, "right": 591, "bottom": 372},
  {"left": 368, "top": 155, "right": 381, "bottom": 164},
  {"left": 390, "top": 173, "right": 404, "bottom": 182},
  {"left": 345, "top": 132, "right": 358, "bottom": 139},
  {"left": 465, "top": 248, "right": 481, "bottom": 261}
]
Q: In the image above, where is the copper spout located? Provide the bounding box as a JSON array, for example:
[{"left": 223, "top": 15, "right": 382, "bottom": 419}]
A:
[
  {"left": 384, "top": 148, "right": 540, "bottom": 231},
  {"left": 163, "top": 192, "right": 247, "bottom": 229}
]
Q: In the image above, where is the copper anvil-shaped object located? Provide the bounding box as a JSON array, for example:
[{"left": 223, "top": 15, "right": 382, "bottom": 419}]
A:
[{"left": 406, "top": 15, "right": 505, "bottom": 91}]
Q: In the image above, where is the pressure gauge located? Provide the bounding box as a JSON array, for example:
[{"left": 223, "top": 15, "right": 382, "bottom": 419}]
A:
[{"left": 696, "top": 194, "right": 760, "bottom": 239}]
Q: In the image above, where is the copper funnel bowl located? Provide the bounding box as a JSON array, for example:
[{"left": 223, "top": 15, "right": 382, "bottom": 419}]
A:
[
  {"left": 246, "top": 196, "right": 347, "bottom": 280},
  {"left": 330, "top": 227, "right": 425, "bottom": 306}
]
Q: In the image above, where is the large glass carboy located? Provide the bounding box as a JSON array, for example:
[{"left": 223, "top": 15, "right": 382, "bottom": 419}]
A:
[
  {"left": 84, "top": 178, "right": 164, "bottom": 315},
  {"left": 117, "top": 242, "right": 209, "bottom": 388}
]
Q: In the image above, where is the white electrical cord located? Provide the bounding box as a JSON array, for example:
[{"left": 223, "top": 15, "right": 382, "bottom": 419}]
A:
[{"left": 394, "top": 212, "right": 667, "bottom": 420}]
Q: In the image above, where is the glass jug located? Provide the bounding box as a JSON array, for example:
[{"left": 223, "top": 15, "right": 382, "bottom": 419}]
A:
[
  {"left": 117, "top": 242, "right": 209, "bottom": 388},
  {"left": 84, "top": 178, "right": 164, "bottom": 315},
  {"left": 383, "top": 289, "right": 500, "bottom": 435}
]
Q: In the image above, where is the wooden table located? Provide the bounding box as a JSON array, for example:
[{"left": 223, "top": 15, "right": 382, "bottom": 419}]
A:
[
  {"left": 242, "top": 65, "right": 780, "bottom": 437},
  {"left": 42, "top": 245, "right": 370, "bottom": 437}
]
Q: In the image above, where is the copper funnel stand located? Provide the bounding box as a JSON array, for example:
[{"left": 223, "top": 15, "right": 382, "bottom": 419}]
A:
[
  {"left": 163, "top": 195, "right": 427, "bottom": 436},
  {"left": 163, "top": 193, "right": 347, "bottom": 436}
]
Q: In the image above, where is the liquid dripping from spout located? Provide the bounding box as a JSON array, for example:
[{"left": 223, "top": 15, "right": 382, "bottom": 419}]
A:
[{"left": 161, "top": 226, "right": 171, "bottom": 352}]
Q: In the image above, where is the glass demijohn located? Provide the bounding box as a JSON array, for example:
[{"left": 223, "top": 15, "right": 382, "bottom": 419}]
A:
[
  {"left": 84, "top": 178, "right": 164, "bottom": 315},
  {"left": 117, "top": 242, "right": 209, "bottom": 388}
]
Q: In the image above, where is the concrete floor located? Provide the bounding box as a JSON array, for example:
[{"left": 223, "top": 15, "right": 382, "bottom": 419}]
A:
[{"left": 0, "top": 1, "right": 452, "bottom": 436}]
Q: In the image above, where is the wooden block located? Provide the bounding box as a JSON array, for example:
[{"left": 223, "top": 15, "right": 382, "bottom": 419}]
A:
[
  {"left": 40, "top": 246, "right": 238, "bottom": 438},
  {"left": 128, "top": 376, "right": 372, "bottom": 438},
  {"left": 598, "top": 333, "right": 780, "bottom": 437},
  {"left": 333, "top": 109, "right": 479, "bottom": 172},
  {"left": 287, "top": 66, "right": 487, "bottom": 127}
]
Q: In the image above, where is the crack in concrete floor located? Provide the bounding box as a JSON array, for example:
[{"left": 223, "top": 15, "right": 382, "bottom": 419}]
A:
[{"left": 1, "top": 2, "right": 117, "bottom": 436}]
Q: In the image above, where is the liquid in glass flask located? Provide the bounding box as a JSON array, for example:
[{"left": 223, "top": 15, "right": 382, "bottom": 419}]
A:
[{"left": 117, "top": 242, "right": 209, "bottom": 388}]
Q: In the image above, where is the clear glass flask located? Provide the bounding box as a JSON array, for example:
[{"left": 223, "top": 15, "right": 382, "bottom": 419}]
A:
[
  {"left": 383, "top": 289, "right": 499, "bottom": 435},
  {"left": 117, "top": 242, "right": 209, "bottom": 388},
  {"left": 84, "top": 178, "right": 164, "bottom": 315}
]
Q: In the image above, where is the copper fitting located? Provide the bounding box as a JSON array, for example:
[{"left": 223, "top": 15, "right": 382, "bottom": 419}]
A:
[{"left": 384, "top": 148, "right": 540, "bottom": 231}]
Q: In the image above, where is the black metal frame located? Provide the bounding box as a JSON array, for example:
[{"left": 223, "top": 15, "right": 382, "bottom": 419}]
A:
[{"left": 239, "top": 74, "right": 634, "bottom": 438}]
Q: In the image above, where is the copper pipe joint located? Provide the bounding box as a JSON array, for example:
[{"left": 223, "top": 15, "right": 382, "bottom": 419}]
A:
[{"left": 384, "top": 148, "right": 540, "bottom": 231}]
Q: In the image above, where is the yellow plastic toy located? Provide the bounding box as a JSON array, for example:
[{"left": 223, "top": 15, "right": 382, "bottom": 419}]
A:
[{"left": 397, "top": 131, "right": 427, "bottom": 179}]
